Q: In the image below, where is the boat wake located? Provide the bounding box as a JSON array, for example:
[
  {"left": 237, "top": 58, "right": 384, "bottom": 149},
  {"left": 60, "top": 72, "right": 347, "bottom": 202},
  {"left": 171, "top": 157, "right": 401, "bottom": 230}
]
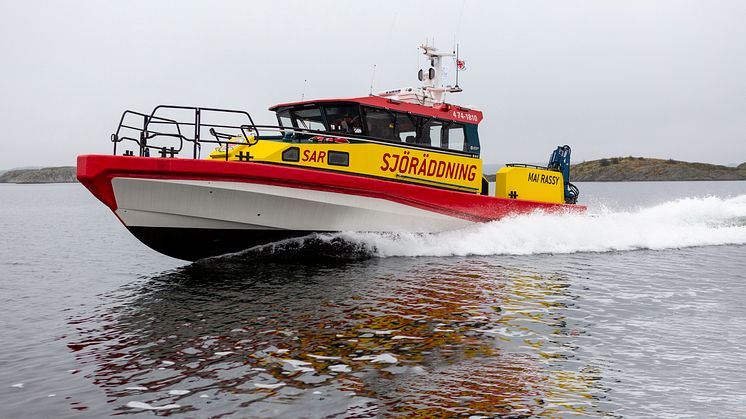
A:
[{"left": 236, "top": 194, "right": 746, "bottom": 259}]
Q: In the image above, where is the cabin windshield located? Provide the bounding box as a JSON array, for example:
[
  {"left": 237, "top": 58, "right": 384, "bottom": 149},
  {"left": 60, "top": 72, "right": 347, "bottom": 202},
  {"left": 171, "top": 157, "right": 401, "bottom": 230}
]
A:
[
  {"left": 274, "top": 102, "right": 477, "bottom": 155},
  {"left": 275, "top": 109, "right": 294, "bottom": 136},
  {"left": 275, "top": 104, "right": 363, "bottom": 134},
  {"left": 292, "top": 107, "right": 325, "bottom": 131},
  {"left": 325, "top": 104, "right": 363, "bottom": 134},
  {"left": 276, "top": 109, "right": 293, "bottom": 129}
]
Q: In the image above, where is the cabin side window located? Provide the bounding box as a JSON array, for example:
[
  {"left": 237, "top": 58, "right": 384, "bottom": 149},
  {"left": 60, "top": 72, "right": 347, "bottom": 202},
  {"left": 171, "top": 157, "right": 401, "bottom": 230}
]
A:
[
  {"left": 363, "top": 107, "right": 397, "bottom": 141},
  {"left": 464, "top": 124, "right": 480, "bottom": 154},
  {"left": 360, "top": 106, "right": 475, "bottom": 154},
  {"left": 420, "top": 119, "right": 443, "bottom": 148},
  {"left": 446, "top": 122, "right": 466, "bottom": 152},
  {"left": 324, "top": 105, "right": 363, "bottom": 134},
  {"left": 395, "top": 113, "right": 417, "bottom": 143}
]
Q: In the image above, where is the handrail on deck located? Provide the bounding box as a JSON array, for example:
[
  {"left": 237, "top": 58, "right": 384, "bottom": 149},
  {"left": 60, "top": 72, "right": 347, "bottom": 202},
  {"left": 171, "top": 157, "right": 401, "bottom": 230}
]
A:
[
  {"left": 111, "top": 105, "right": 259, "bottom": 159},
  {"left": 505, "top": 163, "right": 560, "bottom": 172}
]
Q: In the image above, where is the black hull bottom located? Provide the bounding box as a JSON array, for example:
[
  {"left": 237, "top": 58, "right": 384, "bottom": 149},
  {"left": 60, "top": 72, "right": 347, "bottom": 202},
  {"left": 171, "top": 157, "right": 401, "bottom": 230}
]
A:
[{"left": 127, "top": 227, "right": 320, "bottom": 261}]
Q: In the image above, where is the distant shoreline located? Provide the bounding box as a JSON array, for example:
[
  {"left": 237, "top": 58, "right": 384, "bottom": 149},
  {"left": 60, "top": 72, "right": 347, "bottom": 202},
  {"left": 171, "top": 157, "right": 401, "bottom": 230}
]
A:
[
  {"left": 485, "top": 157, "right": 746, "bottom": 182},
  {"left": 3, "top": 158, "right": 746, "bottom": 184},
  {"left": 0, "top": 166, "right": 77, "bottom": 184},
  {"left": 570, "top": 157, "right": 746, "bottom": 182}
]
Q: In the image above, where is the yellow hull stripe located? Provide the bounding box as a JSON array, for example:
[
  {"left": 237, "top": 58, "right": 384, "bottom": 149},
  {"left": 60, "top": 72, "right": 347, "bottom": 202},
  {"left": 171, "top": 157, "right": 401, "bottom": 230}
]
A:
[{"left": 208, "top": 138, "right": 483, "bottom": 193}]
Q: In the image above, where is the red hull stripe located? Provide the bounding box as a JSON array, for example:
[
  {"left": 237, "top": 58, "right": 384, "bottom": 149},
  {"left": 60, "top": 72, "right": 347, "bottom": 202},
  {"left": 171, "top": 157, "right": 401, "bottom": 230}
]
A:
[{"left": 76, "top": 155, "right": 584, "bottom": 223}]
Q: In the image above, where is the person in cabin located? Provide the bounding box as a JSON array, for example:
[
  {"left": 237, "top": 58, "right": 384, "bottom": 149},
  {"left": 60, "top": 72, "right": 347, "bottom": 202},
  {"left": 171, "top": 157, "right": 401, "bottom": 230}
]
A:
[{"left": 333, "top": 113, "right": 361, "bottom": 134}]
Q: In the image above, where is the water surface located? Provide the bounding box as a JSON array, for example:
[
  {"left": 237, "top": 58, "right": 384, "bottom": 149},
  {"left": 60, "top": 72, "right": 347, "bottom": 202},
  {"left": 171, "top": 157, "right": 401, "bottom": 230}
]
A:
[{"left": 1, "top": 182, "right": 746, "bottom": 417}]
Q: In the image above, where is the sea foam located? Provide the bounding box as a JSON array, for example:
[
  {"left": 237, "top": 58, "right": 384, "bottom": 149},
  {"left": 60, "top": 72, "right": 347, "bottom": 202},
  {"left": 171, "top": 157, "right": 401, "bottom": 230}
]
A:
[{"left": 323, "top": 194, "right": 746, "bottom": 257}]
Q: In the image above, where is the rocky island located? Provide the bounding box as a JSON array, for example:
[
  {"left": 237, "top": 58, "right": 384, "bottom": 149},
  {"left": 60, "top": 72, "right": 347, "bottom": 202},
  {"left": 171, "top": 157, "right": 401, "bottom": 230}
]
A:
[
  {"left": 484, "top": 157, "right": 746, "bottom": 182},
  {"left": 0, "top": 166, "right": 77, "bottom": 183},
  {"left": 570, "top": 157, "right": 746, "bottom": 181}
]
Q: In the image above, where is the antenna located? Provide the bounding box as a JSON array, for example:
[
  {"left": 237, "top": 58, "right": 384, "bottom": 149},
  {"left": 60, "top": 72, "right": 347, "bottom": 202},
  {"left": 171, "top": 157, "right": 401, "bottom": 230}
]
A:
[
  {"left": 368, "top": 64, "right": 377, "bottom": 96},
  {"left": 301, "top": 79, "right": 307, "bottom": 101},
  {"left": 455, "top": 44, "right": 460, "bottom": 89},
  {"left": 452, "top": 35, "right": 457, "bottom": 64}
]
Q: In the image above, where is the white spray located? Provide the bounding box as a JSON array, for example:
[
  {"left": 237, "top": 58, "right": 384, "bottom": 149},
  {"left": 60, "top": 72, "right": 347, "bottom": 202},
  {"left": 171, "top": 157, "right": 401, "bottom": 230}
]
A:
[{"left": 321, "top": 195, "right": 746, "bottom": 257}]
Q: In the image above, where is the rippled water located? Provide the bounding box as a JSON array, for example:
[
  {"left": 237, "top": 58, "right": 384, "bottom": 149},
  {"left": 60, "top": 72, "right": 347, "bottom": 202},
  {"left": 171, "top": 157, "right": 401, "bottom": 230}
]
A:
[{"left": 1, "top": 182, "right": 746, "bottom": 417}]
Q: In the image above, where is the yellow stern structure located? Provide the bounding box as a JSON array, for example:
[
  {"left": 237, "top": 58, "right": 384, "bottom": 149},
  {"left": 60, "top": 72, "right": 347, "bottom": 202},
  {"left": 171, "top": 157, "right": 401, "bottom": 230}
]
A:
[{"left": 494, "top": 166, "right": 564, "bottom": 204}]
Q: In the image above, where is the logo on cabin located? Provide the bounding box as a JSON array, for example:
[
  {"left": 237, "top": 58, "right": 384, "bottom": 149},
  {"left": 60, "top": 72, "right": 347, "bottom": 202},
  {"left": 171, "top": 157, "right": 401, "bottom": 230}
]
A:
[{"left": 380, "top": 152, "right": 477, "bottom": 182}]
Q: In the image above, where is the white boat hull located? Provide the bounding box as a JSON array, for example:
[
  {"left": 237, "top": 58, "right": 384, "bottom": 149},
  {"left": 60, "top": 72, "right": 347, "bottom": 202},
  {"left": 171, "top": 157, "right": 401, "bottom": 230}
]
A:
[
  {"left": 110, "top": 177, "right": 473, "bottom": 260},
  {"left": 113, "top": 178, "right": 473, "bottom": 232}
]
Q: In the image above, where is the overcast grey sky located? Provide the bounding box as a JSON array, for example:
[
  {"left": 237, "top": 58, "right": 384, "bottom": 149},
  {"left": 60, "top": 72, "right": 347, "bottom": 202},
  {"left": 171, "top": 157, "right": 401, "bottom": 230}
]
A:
[{"left": 1, "top": 0, "right": 744, "bottom": 169}]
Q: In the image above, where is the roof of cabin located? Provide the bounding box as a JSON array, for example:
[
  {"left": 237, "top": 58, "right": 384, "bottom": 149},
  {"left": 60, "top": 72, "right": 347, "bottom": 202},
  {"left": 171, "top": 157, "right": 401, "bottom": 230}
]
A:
[{"left": 269, "top": 96, "right": 483, "bottom": 125}]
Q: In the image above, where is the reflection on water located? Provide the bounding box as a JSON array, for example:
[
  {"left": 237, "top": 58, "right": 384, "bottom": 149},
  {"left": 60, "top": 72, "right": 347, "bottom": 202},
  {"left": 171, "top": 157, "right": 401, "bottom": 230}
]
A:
[{"left": 67, "top": 254, "right": 611, "bottom": 417}]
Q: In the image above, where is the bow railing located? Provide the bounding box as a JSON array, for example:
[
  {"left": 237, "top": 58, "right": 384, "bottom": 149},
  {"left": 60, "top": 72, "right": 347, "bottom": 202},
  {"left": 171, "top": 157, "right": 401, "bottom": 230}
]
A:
[{"left": 111, "top": 105, "right": 260, "bottom": 159}]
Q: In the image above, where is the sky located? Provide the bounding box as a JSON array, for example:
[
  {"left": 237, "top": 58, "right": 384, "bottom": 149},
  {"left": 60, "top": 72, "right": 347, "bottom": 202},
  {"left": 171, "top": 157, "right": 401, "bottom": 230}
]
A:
[{"left": 1, "top": 0, "right": 745, "bottom": 169}]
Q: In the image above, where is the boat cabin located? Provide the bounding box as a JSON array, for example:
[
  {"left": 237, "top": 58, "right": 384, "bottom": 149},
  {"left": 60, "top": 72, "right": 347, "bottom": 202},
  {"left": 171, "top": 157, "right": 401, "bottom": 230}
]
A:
[{"left": 269, "top": 96, "right": 483, "bottom": 157}]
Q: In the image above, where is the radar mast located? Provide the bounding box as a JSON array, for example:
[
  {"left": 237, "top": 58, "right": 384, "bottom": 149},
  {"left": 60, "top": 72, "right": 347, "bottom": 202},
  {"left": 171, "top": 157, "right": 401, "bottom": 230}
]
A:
[{"left": 377, "top": 42, "right": 463, "bottom": 106}]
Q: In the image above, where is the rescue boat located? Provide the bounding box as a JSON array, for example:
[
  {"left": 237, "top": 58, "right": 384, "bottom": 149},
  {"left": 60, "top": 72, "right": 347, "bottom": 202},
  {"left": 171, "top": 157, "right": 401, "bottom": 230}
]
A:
[{"left": 77, "top": 44, "right": 584, "bottom": 261}]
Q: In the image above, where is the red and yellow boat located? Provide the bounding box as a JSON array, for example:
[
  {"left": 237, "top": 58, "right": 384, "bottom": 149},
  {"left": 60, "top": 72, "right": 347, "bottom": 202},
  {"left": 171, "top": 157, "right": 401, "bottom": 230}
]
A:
[{"left": 78, "top": 45, "right": 583, "bottom": 261}]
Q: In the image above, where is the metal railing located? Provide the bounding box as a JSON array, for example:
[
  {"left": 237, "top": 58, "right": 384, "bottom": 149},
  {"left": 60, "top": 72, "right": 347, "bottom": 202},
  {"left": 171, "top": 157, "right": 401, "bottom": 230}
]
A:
[
  {"left": 505, "top": 163, "right": 560, "bottom": 172},
  {"left": 110, "top": 105, "right": 481, "bottom": 160},
  {"left": 111, "top": 105, "right": 259, "bottom": 159}
]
